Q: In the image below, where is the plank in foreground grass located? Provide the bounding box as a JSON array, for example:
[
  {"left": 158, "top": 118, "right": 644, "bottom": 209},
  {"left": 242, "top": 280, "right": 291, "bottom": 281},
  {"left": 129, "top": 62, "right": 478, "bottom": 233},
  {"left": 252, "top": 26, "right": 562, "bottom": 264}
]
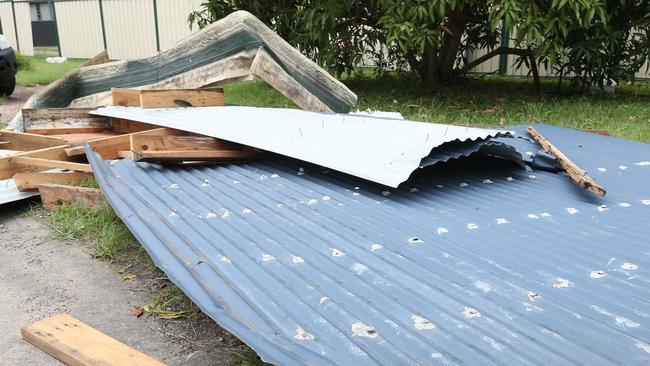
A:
[{"left": 22, "top": 314, "right": 165, "bottom": 366}]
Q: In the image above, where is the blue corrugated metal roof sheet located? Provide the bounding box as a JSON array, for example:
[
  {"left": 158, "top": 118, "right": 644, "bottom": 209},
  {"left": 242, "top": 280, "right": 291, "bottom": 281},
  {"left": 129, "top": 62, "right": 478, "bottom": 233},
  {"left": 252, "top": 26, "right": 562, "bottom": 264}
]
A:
[{"left": 86, "top": 124, "right": 650, "bottom": 365}]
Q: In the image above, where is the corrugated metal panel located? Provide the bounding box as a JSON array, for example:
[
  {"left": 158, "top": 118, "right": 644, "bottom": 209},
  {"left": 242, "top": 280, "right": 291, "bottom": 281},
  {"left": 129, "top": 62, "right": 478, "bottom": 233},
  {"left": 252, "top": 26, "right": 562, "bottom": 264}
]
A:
[
  {"left": 91, "top": 106, "right": 509, "bottom": 187},
  {"left": 102, "top": 0, "right": 157, "bottom": 59},
  {"left": 156, "top": 0, "right": 203, "bottom": 51},
  {"left": 0, "top": 149, "right": 37, "bottom": 204},
  {"left": 13, "top": 2, "right": 33, "bottom": 56},
  {"left": 0, "top": 2, "right": 18, "bottom": 50},
  {"left": 55, "top": 0, "right": 104, "bottom": 58},
  {"left": 87, "top": 124, "right": 650, "bottom": 365}
]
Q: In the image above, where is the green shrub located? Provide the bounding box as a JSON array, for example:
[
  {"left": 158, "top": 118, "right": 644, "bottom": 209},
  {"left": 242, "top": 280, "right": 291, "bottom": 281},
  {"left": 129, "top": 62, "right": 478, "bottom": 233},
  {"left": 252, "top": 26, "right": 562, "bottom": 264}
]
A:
[{"left": 15, "top": 51, "right": 32, "bottom": 71}]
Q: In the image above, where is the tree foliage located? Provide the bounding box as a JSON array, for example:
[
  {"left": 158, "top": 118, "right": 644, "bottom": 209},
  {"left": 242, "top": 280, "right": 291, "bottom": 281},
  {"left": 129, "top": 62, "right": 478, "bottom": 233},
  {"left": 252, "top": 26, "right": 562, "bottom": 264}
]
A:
[{"left": 189, "top": 1, "right": 650, "bottom": 88}]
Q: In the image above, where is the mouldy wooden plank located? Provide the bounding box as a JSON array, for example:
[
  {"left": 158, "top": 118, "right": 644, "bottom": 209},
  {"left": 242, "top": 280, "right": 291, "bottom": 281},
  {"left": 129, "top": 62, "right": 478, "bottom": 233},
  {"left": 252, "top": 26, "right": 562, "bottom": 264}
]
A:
[
  {"left": 13, "top": 172, "right": 91, "bottom": 191},
  {"left": 25, "top": 127, "right": 109, "bottom": 135},
  {"left": 0, "top": 131, "right": 67, "bottom": 151},
  {"left": 21, "top": 108, "right": 110, "bottom": 130},
  {"left": 0, "top": 145, "right": 69, "bottom": 180},
  {"left": 133, "top": 149, "right": 261, "bottom": 162},
  {"left": 38, "top": 184, "right": 104, "bottom": 209},
  {"left": 139, "top": 89, "right": 225, "bottom": 108},
  {"left": 21, "top": 314, "right": 165, "bottom": 366},
  {"left": 10, "top": 157, "right": 93, "bottom": 173}
]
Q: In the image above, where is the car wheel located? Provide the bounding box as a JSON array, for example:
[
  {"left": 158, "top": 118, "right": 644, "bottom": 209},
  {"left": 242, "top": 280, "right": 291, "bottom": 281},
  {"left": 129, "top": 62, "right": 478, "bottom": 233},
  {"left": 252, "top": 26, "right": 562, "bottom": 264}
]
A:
[{"left": 1, "top": 77, "right": 16, "bottom": 96}]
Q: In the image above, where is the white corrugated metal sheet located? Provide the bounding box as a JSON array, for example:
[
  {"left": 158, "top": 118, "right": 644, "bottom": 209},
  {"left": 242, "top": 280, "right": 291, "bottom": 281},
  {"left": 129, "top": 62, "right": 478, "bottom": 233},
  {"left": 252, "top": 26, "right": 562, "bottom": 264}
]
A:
[
  {"left": 0, "top": 149, "right": 37, "bottom": 205},
  {"left": 92, "top": 106, "right": 509, "bottom": 187},
  {"left": 55, "top": 0, "right": 104, "bottom": 58},
  {"left": 156, "top": 0, "right": 203, "bottom": 51},
  {"left": 102, "top": 0, "right": 157, "bottom": 59},
  {"left": 13, "top": 2, "right": 33, "bottom": 56}
]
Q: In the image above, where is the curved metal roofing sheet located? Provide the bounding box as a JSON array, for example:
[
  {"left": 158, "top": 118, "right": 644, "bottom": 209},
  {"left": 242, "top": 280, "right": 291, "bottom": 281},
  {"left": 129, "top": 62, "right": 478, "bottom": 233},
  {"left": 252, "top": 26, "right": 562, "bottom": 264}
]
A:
[
  {"left": 87, "top": 124, "right": 650, "bottom": 365},
  {"left": 91, "top": 106, "right": 510, "bottom": 187}
]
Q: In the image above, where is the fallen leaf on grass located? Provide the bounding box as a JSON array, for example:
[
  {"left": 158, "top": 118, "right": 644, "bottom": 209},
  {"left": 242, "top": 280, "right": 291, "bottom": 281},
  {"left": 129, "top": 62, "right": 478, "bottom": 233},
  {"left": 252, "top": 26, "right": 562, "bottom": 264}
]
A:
[
  {"left": 143, "top": 304, "right": 190, "bottom": 320},
  {"left": 130, "top": 305, "right": 144, "bottom": 317},
  {"left": 121, "top": 273, "right": 137, "bottom": 281}
]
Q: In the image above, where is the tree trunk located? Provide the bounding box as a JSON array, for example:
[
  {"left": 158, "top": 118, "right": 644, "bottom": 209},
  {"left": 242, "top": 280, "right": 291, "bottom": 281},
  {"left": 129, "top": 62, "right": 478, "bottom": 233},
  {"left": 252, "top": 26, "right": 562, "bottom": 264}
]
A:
[{"left": 437, "top": 14, "right": 468, "bottom": 85}]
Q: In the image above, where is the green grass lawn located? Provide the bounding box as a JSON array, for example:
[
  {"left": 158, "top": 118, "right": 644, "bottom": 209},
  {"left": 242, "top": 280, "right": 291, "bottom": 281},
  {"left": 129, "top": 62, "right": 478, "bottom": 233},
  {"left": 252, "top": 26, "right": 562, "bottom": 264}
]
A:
[
  {"left": 224, "top": 75, "right": 650, "bottom": 143},
  {"left": 16, "top": 57, "right": 86, "bottom": 86}
]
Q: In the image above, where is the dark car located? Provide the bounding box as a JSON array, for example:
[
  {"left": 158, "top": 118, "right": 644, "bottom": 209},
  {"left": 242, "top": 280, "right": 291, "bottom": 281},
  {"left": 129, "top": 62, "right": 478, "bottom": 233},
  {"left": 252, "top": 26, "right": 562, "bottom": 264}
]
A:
[{"left": 0, "top": 34, "right": 17, "bottom": 96}]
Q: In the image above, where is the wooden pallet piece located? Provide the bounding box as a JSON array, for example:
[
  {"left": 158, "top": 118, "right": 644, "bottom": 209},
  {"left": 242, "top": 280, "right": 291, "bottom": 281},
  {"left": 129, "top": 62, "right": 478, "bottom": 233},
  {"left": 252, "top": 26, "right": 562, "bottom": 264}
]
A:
[
  {"left": 111, "top": 88, "right": 143, "bottom": 107},
  {"left": 9, "top": 156, "right": 93, "bottom": 173},
  {"left": 139, "top": 89, "right": 225, "bottom": 108},
  {"left": 0, "top": 131, "right": 67, "bottom": 151},
  {"left": 527, "top": 126, "right": 606, "bottom": 196},
  {"left": 0, "top": 145, "right": 70, "bottom": 180},
  {"left": 13, "top": 172, "right": 92, "bottom": 191},
  {"left": 21, "top": 314, "right": 165, "bottom": 366},
  {"left": 38, "top": 184, "right": 104, "bottom": 209},
  {"left": 130, "top": 134, "right": 238, "bottom": 152},
  {"left": 87, "top": 127, "right": 187, "bottom": 160}
]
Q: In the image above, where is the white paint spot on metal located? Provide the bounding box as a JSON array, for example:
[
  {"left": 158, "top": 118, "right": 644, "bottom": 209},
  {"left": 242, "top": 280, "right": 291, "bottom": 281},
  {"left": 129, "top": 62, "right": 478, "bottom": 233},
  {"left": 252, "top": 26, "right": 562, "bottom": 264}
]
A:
[
  {"left": 169, "top": 183, "right": 179, "bottom": 189},
  {"left": 276, "top": 203, "right": 285, "bottom": 208},
  {"left": 261, "top": 253, "right": 276, "bottom": 262},
  {"left": 297, "top": 168, "right": 305, "bottom": 175},
  {"left": 598, "top": 205, "right": 608, "bottom": 212},
  {"left": 352, "top": 192, "right": 361, "bottom": 197},
  {"left": 408, "top": 236, "right": 424, "bottom": 244},
  {"left": 619, "top": 202, "right": 631, "bottom": 207},
  {"left": 321, "top": 195, "right": 331, "bottom": 201},
  {"left": 621, "top": 262, "right": 638, "bottom": 270},
  {"left": 232, "top": 180, "right": 240, "bottom": 184},
  {"left": 411, "top": 315, "right": 436, "bottom": 331},
  {"left": 259, "top": 174, "right": 268, "bottom": 180},
  {"left": 528, "top": 213, "right": 539, "bottom": 219},
  {"left": 566, "top": 207, "right": 579, "bottom": 215},
  {"left": 496, "top": 218, "right": 509, "bottom": 225},
  {"left": 597, "top": 167, "right": 607, "bottom": 172},
  {"left": 462, "top": 307, "right": 481, "bottom": 319},
  {"left": 221, "top": 210, "right": 231, "bottom": 219},
  {"left": 351, "top": 322, "right": 378, "bottom": 338},
  {"left": 529, "top": 175, "right": 537, "bottom": 179},
  {"left": 200, "top": 180, "right": 210, "bottom": 187},
  {"left": 506, "top": 177, "right": 515, "bottom": 181},
  {"left": 307, "top": 199, "right": 318, "bottom": 205},
  {"left": 590, "top": 270, "right": 607, "bottom": 279},
  {"left": 331, "top": 248, "right": 345, "bottom": 257},
  {"left": 590, "top": 305, "right": 640, "bottom": 328},
  {"left": 292, "top": 256, "right": 305, "bottom": 264},
  {"left": 271, "top": 173, "right": 279, "bottom": 178},
  {"left": 408, "top": 187, "right": 419, "bottom": 193},
  {"left": 436, "top": 227, "right": 449, "bottom": 234},
  {"left": 641, "top": 199, "right": 650, "bottom": 205},
  {"left": 540, "top": 212, "right": 552, "bottom": 217},
  {"left": 219, "top": 255, "right": 231, "bottom": 263},
  {"left": 382, "top": 190, "right": 391, "bottom": 196},
  {"left": 482, "top": 179, "right": 493, "bottom": 184},
  {"left": 319, "top": 296, "right": 330, "bottom": 305},
  {"left": 350, "top": 263, "right": 368, "bottom": 275},
  {"left": 242, "top": 208, "right": 253, "bottom": 214},
  {"left": 527, "top": 292, "right": 540, "bottom": 302},
  {"left": 635, "top": 161, "right": 650, "bottom": 166},
  {"left": 370, "top": 243, "right": 383, "bottom": 252},
  {"left": 459, "top": 182, "right": 469, "bottom": 188},
  {"left": 206, "top": 212, "right": 217, "bottom": 218},
  {"left": 294, "top": 327, "right": 315, "bottom": 341},
  {"left": 467, "top": 223, "right": 479, "bottom": 230},
  {"left": 553, "top": 278, "right": 572, "bottom": 288},
  {"left": 524, "top": 302, "right": 544, "bottom": 312},
  {"left": 636, "top": 342, "right": 650, "bottom": 354},
  {"left": 482, "top": 336, "right": 505, "bottom": 351},
  {"left": 619, "top": 165, "right": 627, "bottom": 170},
  {"left": 168, "top": 211, "right": 178, "bottom": 218},
  {"left": 473, "top": 281, "right": 491, "bottom": 293},
  {"left": 435, "top": 184, "right": 444, "bottom": 188},
  {"left": 525, "top": 151, "right": 533, "bottom": 156}
]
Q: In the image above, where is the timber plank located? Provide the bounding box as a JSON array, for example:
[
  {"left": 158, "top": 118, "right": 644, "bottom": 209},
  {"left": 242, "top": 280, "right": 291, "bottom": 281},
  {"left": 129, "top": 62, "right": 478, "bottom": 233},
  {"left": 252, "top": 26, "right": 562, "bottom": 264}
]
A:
[
  {"left": 21, "top": 314, "right": 164, "bottom": 365},
  {"left": 10, "top": 156, "right": 93, "bottom": 173},
  {"left": 111, "top": 88, "right": 143, "bottom": 107},
  {"left": 88, "top": 128, "right": 187, "bottom": 160},
  {"left": 139, "top": 89, "right": 225, "bottom": 108},
  {"left": 0, "top": 145, "right": 69, "bottom": 180},
  {"left": 13, "top": 172, "right": 91, "bottom": 191},
  {"left": 38, "top": 184, "right": 104, "bottom": 209},
  {"left": 0, "top": 131, "right": 67, "bottom": 151},
  {"left": 134, "top": 149, "right": 261, "bottom": 162},
  {"left": 130, "top": 135, "right": 237, "bottom": 152},
  {"left": 26, "top": 127, "right": 109, "bottom": 135}
]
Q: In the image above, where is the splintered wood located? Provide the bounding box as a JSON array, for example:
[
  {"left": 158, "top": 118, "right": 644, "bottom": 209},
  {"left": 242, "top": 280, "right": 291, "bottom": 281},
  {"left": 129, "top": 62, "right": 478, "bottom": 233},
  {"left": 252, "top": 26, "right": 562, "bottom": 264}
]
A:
[
  {"left": 527, "top": 126, "right": 606, "bottom": 196},
  {"left": 21, "top": 314, "right": 165, "bottom": 366}
]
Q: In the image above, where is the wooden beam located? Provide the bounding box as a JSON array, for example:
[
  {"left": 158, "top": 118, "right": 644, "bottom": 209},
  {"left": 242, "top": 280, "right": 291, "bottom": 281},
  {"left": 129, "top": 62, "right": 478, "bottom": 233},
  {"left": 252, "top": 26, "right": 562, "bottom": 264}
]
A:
[
  {"left": 133, "top": 149, "right": 261, "bottom": 162},
  {"left": 9, "top": 156, "right": 93, "bottom": 173},
  {"left": 527, "top": 126, "right": 606, "bottom": 196},
  {"left": 130, "top": 134, "right": 237, "bottom": 152},
  {"left": 111, "top": 88, "right": 143, "bottom": 107},
  {"left": 26, "top": 127, "right": 109, "bottom": 135},
  {"left": 139, "top": 89, "right": 225, "bottom": 108},
  {"left": 21, "top": 314, "right": 164, "bottom": 366},
  {"left": 0, "top": 145, "right": 70, "bottom": 180},
  {"left": 21, "top": 108, "right": 109, "bottom": 130},
  {"left": 38, "top": 184, "right": 104, "bottom": 209},
  {"left": 87, "top": 128, "right": 187, "bottom": 160},
  {"left": 13, "top": 172, "right": 92, "bottom": 191},
  {"left": 112, "top": 118, "right": 163, "bottom": 133},
  {"left": 0, "top": 131, "right": 67, "bottom": 151},
  {"left": 65, "top": 146, "right": 86, "bottom": 157}
]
